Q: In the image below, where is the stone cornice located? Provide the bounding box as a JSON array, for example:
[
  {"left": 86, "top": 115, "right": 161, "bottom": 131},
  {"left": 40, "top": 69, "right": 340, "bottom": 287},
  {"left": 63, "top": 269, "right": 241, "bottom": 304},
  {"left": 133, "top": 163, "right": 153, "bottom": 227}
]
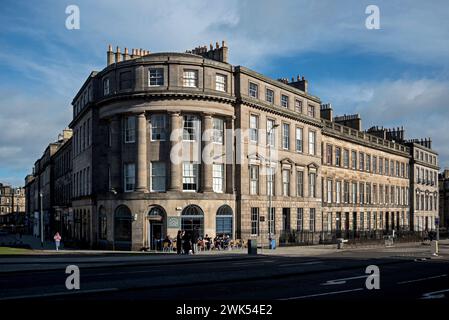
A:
[
  {"left": 69, "top": 91, "right": 236, "bottom": 127},
  {"left": 96, "top": 191, "right": 236, "bottom": 201},
  {"left": 98, "top": 90, "right": 236, "bottom": 106},
  {"left": 411, "top": 159, "right": 440, "bottom": 171},
  {"left": 322, "top": 127, "right": 410, "bottom": 158}
]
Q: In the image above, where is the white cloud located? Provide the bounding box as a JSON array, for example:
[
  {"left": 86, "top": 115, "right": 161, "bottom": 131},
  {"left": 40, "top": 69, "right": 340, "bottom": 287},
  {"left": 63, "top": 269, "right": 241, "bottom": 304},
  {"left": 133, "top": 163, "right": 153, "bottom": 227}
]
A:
[
  {"left": 0, "top": 92, "right": 70, "bottom": 177},
  {"left": 316, "top": 78, "right": 449, "bottom": 169},
  {"left": 8, "top": 0, "right": 448, "bottom": 68}
]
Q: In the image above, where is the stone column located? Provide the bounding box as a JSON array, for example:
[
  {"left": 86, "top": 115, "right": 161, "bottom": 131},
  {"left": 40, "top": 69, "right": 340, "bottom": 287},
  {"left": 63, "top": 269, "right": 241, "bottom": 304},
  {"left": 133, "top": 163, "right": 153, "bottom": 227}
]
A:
[
  {"left": 168, "top": 112, "right": 182, "bottom": 191},
  {"left": 135, "top": 112, "right": 148, "bottom": 192},
  {"left": 110, "top": 116, "right": 121, "bottom": 192},
  {"left": 225, "top": 117, "right": 235, "bottom": 194},
  {"left": 202, "top": 113, "right": 213, "bottom": 192}
]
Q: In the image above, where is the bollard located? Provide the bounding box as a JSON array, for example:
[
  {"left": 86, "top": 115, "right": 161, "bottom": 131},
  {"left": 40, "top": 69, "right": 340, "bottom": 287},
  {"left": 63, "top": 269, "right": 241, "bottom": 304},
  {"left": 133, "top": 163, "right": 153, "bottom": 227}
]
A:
[
  {"left": 431, "top": 240, "right": 439, "bottom": 256},
  {"left": 247, "top": 239, "right": 257, "bottom": 255}
]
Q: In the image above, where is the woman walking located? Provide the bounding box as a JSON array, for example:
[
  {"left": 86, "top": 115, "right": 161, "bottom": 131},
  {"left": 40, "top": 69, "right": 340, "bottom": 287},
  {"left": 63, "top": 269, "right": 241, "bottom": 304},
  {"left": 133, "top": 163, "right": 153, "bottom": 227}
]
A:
[{"left": 54, "top": 232, "right": 62, "bottom": 251}]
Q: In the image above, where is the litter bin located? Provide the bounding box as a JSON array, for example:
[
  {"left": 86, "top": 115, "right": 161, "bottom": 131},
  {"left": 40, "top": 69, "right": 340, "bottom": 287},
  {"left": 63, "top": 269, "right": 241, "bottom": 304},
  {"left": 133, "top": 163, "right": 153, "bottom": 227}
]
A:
[
  {"left": 247, "top": 239, "right": 257, "bottom": 255},
  {"left": 269, "top": 238, "right": 276, "bottom": 250}
]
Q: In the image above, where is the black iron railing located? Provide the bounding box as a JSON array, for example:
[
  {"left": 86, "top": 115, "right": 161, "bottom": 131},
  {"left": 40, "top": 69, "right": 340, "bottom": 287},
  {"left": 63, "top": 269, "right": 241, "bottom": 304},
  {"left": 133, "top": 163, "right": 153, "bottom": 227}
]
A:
[{"left": 276, "top": 229, "right": 428, "bottom": 246}]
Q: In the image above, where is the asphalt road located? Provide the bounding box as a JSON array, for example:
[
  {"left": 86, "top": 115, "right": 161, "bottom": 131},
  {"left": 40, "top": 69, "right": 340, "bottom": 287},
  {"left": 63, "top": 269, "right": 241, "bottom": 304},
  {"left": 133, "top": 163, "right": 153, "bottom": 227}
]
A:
[{"left": 1, "top": 244, "right": 449, "bottom": 302}]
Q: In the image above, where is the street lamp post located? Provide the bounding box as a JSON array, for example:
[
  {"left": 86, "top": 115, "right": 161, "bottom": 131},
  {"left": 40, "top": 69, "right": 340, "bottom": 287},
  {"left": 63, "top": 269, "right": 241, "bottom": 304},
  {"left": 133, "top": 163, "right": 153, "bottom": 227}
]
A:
[
  {"left": 39, "top": 192, "right": 44, "bottom": 249},
  {"left": 267, "top": 124, "right": 279, "bottom": 251}
]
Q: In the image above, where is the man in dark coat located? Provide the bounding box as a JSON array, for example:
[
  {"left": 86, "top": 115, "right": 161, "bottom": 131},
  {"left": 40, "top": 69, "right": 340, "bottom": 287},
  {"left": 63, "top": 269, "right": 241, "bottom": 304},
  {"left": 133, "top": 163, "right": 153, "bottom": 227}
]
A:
[
  {"left": 176, "top": 230, "right": 183, "bottom": 254},
  {"left": 182, "top": 231, "right": 191, "bottom": 254}
]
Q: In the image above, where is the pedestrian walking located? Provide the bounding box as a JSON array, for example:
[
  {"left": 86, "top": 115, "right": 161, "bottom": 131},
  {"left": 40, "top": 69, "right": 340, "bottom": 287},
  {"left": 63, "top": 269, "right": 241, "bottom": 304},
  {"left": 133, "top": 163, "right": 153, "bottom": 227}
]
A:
[
  {"left": 182, "top": 231, "right": 191, "bottom": 254},
  {"left": 192, "top": 227, "right": 199, "bottom": 254},
  {"left": 176, "top": 230, "right": 183, "bottom": 254},
  {"left": 54, "top": 232, "right": 62, "bottom": 251}
]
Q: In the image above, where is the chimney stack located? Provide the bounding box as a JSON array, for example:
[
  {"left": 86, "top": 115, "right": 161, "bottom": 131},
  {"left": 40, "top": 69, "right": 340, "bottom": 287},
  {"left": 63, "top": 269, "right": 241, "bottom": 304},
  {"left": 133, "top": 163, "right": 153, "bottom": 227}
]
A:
[
  {"left": 107, "top": 44, "right": 115, "bottom": 66},
  {"left": 124, "top": 48, "right": 130, "bottom": 61},
  {"left": 320, "top": 103, "right": 333, "bottom": 121},
  {"left": 188, "top": 40, "right": 229, "bottom": 63},
  {"left": 115, "top": 46, "right": 122, "bottom": 63}
]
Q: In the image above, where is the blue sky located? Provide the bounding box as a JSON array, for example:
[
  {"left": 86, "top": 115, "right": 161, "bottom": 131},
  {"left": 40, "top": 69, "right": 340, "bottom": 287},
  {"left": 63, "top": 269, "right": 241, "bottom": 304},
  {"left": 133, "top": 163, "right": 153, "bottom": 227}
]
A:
[{"left": 1, "top": 0, "right": 449, "bottom": 187}]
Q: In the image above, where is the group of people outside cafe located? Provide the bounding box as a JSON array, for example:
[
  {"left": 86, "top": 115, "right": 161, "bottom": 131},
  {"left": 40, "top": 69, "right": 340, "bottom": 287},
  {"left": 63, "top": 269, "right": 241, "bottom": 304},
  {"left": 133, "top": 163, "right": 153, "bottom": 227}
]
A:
[{"left": 171, "top": 229, "right": 232, "bottom": 254}]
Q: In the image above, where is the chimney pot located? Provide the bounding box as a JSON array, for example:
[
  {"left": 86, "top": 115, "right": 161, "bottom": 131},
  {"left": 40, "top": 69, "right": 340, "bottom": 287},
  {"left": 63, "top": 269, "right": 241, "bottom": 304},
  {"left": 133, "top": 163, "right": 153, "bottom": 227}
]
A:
[{"left": 216, "top": 42, "right": 219, "bottom": 49}]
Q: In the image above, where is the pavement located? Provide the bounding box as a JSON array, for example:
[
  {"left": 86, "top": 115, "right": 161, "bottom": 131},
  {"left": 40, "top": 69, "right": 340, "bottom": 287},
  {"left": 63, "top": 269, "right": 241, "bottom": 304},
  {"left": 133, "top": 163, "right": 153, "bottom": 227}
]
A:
[
  {"left": 0, "top": 233, "right": 58, "bottom": 250},
  {"left": 0, "top": 240, "right": 448, "bottom": 301}
]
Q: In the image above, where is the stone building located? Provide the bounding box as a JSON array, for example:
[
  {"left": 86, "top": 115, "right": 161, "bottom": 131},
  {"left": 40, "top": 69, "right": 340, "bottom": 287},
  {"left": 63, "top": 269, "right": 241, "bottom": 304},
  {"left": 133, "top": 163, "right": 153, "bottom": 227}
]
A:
[
  {"left": 405, "top": 139, "right": 439, "bottom": 231},
  {"left": 321, "top": 108, "right": 411, "bottom": 239},
  {"left": 438, "top": 169, "right": 449, "bottom": 230},
  {"left": 24, "top": 130, "right": 72, "bottom": 238},
  {"left": 0, "top": 183, "right": 25, "bottom": 225},
  {"left": 24, "top": 42, "right": 440, "bottom": 250},
  {"left": 52, "top": 131, "right": 73, "bottom": 241}
]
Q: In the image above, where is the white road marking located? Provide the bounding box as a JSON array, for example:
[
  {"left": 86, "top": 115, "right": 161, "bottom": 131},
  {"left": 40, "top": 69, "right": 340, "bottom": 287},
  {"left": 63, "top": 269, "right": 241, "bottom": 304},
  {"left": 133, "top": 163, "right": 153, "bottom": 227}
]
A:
[
  {"left": 321, "top": 275, "right": 368, "bottom": 286},
  {"left": 397, "top": 274, "right": 447, "bottom": 285},
  {"left": 0, "top": 287, "right": 119, "bottom": 301},
  {"left": 232, "top": 260, "right": 275, "bottom": 265},
  {"left": 420, "top": 288, "right": 449, "bottom": 299},
  {"left": 279, "top": 261, "right": 323, "bottom": 267},
  {"left": 279, "top": 288, "right": 364, "bottom": 300},
  {"left": 94, "top": 269, "right": 164, "bottom": 276}
]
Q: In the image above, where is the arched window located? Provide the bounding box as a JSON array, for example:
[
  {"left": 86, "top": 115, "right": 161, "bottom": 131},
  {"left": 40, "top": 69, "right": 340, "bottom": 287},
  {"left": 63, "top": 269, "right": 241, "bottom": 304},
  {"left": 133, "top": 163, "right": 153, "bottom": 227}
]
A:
[
  {"left": 98, "top": 206, "right": 107, "bottom": 240},
  {"left": 114, "top": 205, "right": 132, "bottom": 243},
  {"left": 216, "top": 205, "right": 233, "bottom": 238},
  {"left": 181, "top": 205, "right": 204, "bottom": 237}
]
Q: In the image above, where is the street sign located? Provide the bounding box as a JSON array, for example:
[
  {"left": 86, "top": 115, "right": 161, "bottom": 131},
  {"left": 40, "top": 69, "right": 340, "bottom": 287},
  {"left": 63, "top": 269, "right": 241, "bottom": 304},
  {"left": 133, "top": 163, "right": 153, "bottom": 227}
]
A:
[
  {"left": 435, "top": 217, "right": 439, "bottom": 225},
  {"left": 259, "top": 216, "right": 265, "bottom": 222}
]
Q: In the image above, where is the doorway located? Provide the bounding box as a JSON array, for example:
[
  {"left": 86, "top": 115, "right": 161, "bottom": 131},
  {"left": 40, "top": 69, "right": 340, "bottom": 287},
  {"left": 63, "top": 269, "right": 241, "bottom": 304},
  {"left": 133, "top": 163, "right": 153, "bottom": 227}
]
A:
[
  {"left": 336, "top": 212, "right": 342, "bottom": 238},
  {"left": 282, "top": 208, "right": 291, "bottom": 232},
  {"left": 147, "top": 206, "right": 166, "bottom": 251}
]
